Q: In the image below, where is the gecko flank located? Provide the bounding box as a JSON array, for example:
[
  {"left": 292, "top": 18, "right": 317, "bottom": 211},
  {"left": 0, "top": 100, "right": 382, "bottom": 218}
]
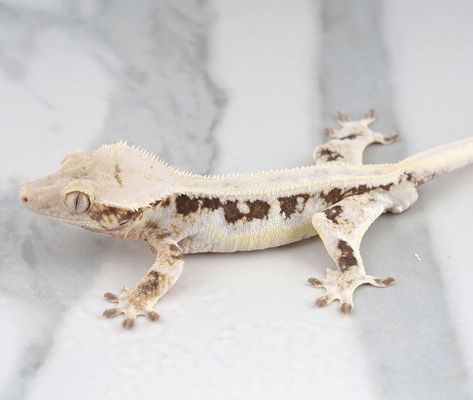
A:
[{"left": 20, "top": 110, "right": 473, "bottom": 328}]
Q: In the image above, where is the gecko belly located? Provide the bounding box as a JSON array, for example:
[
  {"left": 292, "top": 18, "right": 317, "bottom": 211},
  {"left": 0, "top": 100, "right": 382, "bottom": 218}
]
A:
[{"left": 188, "top": 218, "right": 318, "bottom": 253}]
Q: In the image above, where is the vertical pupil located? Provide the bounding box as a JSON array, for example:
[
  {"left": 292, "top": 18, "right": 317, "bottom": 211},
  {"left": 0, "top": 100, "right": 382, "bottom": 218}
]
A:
[{"left": 74, "top": 193, "right": 80, "bottom": 210}]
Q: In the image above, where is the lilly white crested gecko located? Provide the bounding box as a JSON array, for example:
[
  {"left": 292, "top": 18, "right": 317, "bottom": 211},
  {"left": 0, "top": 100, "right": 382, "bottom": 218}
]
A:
[{"left": 20, "top": 110, "right": 473, "bottom": 329}]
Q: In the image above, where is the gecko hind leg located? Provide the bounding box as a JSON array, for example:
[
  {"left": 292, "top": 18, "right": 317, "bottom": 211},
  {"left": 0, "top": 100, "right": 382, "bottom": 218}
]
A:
[
  {"left": 309, "top": 182, "right": 418, "bottom": 313},
  {"left": 313, "top": 109, "right": 398, "bottom": 165}
]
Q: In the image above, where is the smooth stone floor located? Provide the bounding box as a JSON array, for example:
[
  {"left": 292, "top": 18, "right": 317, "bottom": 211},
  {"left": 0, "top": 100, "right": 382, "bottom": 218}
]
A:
[{"left": 1, "top": 1, "right": 472, "bottom": 399}]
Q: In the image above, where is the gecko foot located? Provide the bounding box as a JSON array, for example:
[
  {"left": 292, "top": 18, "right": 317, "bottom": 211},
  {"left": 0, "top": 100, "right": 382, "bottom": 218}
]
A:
[
  {"left": 102, "top": 287, "right": 160, "bottom": 329},
  {"left": 308, "top": 268, "right": 394, "bottom": 314}
]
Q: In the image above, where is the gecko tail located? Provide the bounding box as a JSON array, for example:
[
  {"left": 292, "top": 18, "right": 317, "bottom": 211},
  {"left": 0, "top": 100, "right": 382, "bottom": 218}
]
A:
[{"left": 399, "top": 137, "right": 473, "bottom": 186}]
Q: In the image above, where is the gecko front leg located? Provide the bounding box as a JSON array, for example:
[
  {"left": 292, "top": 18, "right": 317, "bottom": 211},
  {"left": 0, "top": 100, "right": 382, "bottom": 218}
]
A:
[{"left": 103, "top": 239, "right": 184, "bottom": 329}]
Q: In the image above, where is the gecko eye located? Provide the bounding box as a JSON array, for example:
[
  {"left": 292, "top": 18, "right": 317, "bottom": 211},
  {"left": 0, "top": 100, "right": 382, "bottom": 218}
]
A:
[{"left": 64, "top": 191, "right": 91, "bottom": 213}]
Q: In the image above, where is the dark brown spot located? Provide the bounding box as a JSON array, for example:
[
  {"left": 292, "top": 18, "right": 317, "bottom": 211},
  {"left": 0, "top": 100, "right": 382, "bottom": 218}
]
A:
[
  {"left": 324, "top": 205, "right": 343, "bottom": 224},
  {"left": 340, "top": 133, "right": 361, "bottom": 140},
  {"left": 278, "top": 194, "right": 310, "bottom": 219},
  {"left": 145, "top": 221, "right": 159, "bottom": 230},
  {"left": 156, "top": 232, "right": 171, "bottom": 239},
  {"left": 114, "top": 164, "right": 123, "bottom": 187},
  {"left": 143, "top": 220, "right": 170, "bottom": 240},
  {"left": 378, "top": 183, "right": 394, "bottom": 191},
  {"left": 175, "top": 194, "right": 199, "bottom": 216},
  {"left": 138, "top": 270, "right": 161, "bottom": 294},
  {"left": 337, "top": 240, "right": 357, "bottom": 271},
  {"left": 161, "top": 198, "right": 171, "bottom": 207},
  {"left": 169, "top": 244, "right": 180, "bottom": 252}
]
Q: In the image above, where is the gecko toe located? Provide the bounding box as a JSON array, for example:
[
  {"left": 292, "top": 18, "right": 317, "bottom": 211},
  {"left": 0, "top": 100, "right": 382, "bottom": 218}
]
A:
[
  {"left": 315, "top": 294, "right": 334, "bottom": 307},
  {"left": 104, "top": 292, "right": 119, "bottom": 303},
  {"left": 340, "top": 302, "right": 354, "bottom": 314},
  {"left": 103, "top": 308, "right": 122, "bottom": 318},
  {"left": 146, "top": 311, "right": 160, "bottom": 321},
  {"left": 308, "top": 277, "right": 323, "bottom": 288},
  {"left": 122, "top": 318, "right": 135, "bottom": 329},
  {"left": 372, "top": 276, "right": 395, "bottom": 287}
]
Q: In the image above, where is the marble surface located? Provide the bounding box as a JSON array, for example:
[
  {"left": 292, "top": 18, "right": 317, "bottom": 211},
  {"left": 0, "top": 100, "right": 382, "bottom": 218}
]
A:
[{"left": 1, "top": 0, "right": 473, "bottom": 399}]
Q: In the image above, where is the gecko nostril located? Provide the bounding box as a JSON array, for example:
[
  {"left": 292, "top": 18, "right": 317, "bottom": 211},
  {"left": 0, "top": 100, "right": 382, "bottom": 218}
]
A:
[{"left": 21, "top": 196, "right": 28, "bottom": 203}]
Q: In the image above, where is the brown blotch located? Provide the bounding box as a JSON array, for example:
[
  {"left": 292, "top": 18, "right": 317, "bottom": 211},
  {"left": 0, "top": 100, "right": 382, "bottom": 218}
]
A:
[
  {"left": 278, "top": 194, "right": 310, "bottom": 219},
  {"left": 317, "top": 147, "right": 343, "bottom": 161},
  {"left": 337, "top": 239, "right": 357, "bottom": 271},
  {"left": 222, "top": 201, "right": 245, "bottom": 223},
  {"left": 169, "top": 244, "right": 180, "bottom": 252},
  {"left": 320, "top": 183, "right": 394, "bottom": 207},
  {"left": 143, "top": 221, "right": 170, "bottom": 240},
  {"left": 135, "top": 270, "right": 161, "bottom": 297},
  {"left": 175, "top": 194, "right": 270, "bottom": 224},
  {"left": 246, "top": 200, "right": 270, "bottom": 220},
  {"left": 319, "top": 188, "right": 343, "bottom": 205},
  {"left": 89, "top": 205, "right": 136, "bottom": 226},
  {"left": 175, "top": 194, "right": 199, "bottom": 216},
  {"left": 114, "top": 164, "right": 123, "bottom": 187},
  {"left": 324, "top": 205, "right": 344, "bottom": 224},
  {"left": 145, "top": 221, "right": 160, "bottom": 230},
  {"left": 200, "top": 197, "right": 222, "bottom": 211}
]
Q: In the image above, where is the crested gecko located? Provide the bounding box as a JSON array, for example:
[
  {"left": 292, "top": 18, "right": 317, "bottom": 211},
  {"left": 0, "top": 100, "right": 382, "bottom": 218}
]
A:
[{"left": 20, "top": 110, "right": 473, "bottom": 328}]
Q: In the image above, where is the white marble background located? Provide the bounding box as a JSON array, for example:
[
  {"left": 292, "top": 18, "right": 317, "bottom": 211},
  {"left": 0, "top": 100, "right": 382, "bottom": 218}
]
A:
[{"left": 1, "top": 0, "right": 473, "bottom": 399}]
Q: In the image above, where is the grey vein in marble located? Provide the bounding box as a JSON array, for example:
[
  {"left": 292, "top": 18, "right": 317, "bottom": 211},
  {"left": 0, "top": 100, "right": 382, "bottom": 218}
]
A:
[
  {"left": 320, "top": 1, "right": 470, "bottom": 398},
  {"left": 0, "top": 1, "right": 222, "bottom": 399}
]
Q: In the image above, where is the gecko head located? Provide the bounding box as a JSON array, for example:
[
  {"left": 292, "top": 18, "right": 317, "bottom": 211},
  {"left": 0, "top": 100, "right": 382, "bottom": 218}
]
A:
[{"left": 19, "top": 143, "right": 175, "bottom": 234}]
